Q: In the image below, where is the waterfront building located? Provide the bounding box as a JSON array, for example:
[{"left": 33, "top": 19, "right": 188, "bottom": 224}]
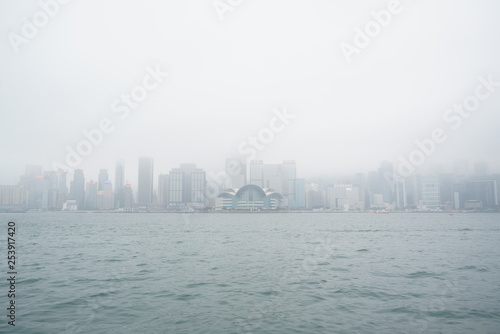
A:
[
  {"left": 216, "top": 185, "right": 282, "bottom": 211},
  {"left": 138, "top": 157, "right": 154, "bottom": 205},
  {"left": 70, "top": 169, "right": 85, "bottom": 210}
]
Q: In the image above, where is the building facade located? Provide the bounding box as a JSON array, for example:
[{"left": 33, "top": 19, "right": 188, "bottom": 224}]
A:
[{"left": 137, "top": 157, "right": 154, "bottom": 206}]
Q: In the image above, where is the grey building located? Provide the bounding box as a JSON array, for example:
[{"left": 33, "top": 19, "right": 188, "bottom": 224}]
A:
[{"left": 137, "top": 157, "right": 154, "bottom": 206}]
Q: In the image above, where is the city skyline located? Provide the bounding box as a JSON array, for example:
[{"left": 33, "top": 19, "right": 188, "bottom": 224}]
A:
[
  {"left": 1, "top": 157, "right": 499, "bottom": 212},
  {"left": 2, "top": 157, "right": 500, "bottom": 191}
]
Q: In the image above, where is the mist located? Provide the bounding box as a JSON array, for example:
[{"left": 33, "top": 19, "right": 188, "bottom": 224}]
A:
[{"left": 2, "top": 0, "right": 500, "bottom": 188}]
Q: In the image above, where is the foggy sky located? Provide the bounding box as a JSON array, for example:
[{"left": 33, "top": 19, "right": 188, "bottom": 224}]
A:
[{"left": 1, "top": 0, "right": 500, "bottom": 187}]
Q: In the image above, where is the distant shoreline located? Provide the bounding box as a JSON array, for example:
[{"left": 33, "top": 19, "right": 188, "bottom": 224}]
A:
[{"left": 2, "top": 210, "right": 499, "bottom": 214}]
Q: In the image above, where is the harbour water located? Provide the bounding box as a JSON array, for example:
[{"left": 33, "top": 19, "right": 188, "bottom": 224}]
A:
[{"left": 1, "top": 213, "right": 499, "bottom": 333}]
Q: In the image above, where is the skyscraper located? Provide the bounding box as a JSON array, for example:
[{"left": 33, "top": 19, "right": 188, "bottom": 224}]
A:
[
  {"left": 395, "top": 179, "right": 407, "bottom": 209},
  {"left": 249, "top": 160, "right": 264, "bottom": 187},
  {"left": 168, "top": 169, "right": 183, "bottom": 205},
  {"left": 264, "top": 163, "right": 282, "bottom": 192},
  {"left": 378, "top": 161, "right": 395, "bottom": 204},
  {"left": 191, "top": 168, "right": 206, "bottom": 205},
  {"left": 138, "top": 157, "right": 154, "bottom": 206},
  {"left": 158, "top": 174, "right": 169, "bottom": 206},
  {"left": 294, "top": 178, "right": 306, "bottom": 209},
  {"left": 56, "top": 169, "right": 68, "bottom": 209},
  {"left": 85, "top": 181, "right": 98, "bottom": 210},
  {"left": 23, "top": 165, "right": 43, "bottom": 209},
  {"left": 421, "top": 176, "right": 440, "bottom": 209},
  {"left": 465, "top": 180, "right": 498, "bottom": 207},
  {"left": 166, "top": 164, "right": 206, "bottom": 209},
  {"left": 101, "top": 181, "right": 114, "bottom": 210},
  {"left": 70, "top": 169, "right": 85, "bottom": 210},
  {"left": 439, "top": 174, "right": 454, "bottom": 208},
  {"left": 123, "top": 184, "right": 134, "bottom": 208},
  {"left": 98, "top": 169, "right": 109, "bottom": 191},
  {"left": 281, "top": 160, "right": 296, "bottom": 206},
  {"left": 41, "top": 171, "right": 58, "bottom": 210},
  {"left": 114, "top": 160, "right": 125, "bottom": 208},
  {"left": 225, "top": 158, "right": 246, "bottom": 189}
]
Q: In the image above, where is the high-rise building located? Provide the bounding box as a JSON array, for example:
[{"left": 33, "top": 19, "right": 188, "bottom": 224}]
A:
[
  {"left": 137, "top": 157, "right": 154, "bottom": 206},
  {"left": 40, "top": 170, "right": 67, "bottom": 210},
  {"left": 326, "top": 184, "right": 336, "bottom": 209},
  {"left": 294, "top": 178, "right": 306, "bottom": 209},
  {"left": 225, "top": 158, "right": 246, "bottom": 189},
  {"left": 41, "top": 171, "right": 59, "bottom": 210},
  {"left": 123, "top": 184, "right": 134, "bottom": 208},
  {"left": 114, "top": 160, "right": 125, "bottom": 208},
  {"left": 465, "top": 180, "right": 498, "bottom": 208},
  {"left": 325, "top": 184, "right": 363, "bottom": 210},
  {"left": 452, "top": 181, "right": 466, "bottom": 209},
  {"left": 168, "top": 169, "right": 183, "bottom": 205},
  {"left": 395, "top": 179, "right": 407, "bottom": 209},
  {"left": 166, "top": 164, "right": 206, "bottom": 209},
  {"left": 23, "top": 165, "right": 43, "bottom": 209},
  {"left": 0, "top": 186, "right": 24, "bottom": 206},
  {"left": 406, "top": 174, "right": 422, "bottom": 208},
  {"left": 98, "top": 169, "right": 109, "bottom": 191},
  {"left": 191, "top": 168, "right": 206, "bottom": 205},
  {"left": 439, "top": 174, "right": 454, "bottom": 208},
  {"left": 158, "top": 174, "right": 169, "bottom": 206},
  {"left": 263, "top": 164, "right": 281, "bottom": 190},
  {"left": 56, "top": 169, "right": 68, "bottom": 209},
  {"left": 366, "top": 170, "right": 379, "bottom": 208},
  {"left": 251, "top": 160, "right": 297, "bottom": 206},
  {"left": 490, "top": 174, "right": 500, "bottom": 208},
  {"left": 421, "top": 176, "right": 440, "bottom": 209},
  {"left": 101, "top": 181, "right": 114, "bottom": 209},
  {"left": 307, "top": 189, "right": 324, "bottom": 209},
  {"left": 70, "top": 169, "right": 85, "bottom": 210},
  {"left": 281, "top": 160, "right": 296, "bottom": 195},
  {"left": 85, "top": 181, "right": 98, "bottom": 210},
  {"left": 180, "top": 164, "right": 196, "bottom": 204},
  {"left": 354, "top": 173, "right": 370, "bottom": 209},
  {"left": 378, "top": 161, "right": 395, "bottom": 204},
  {"left": 249, "top": 161, "right": 264, "bottom": 187}
]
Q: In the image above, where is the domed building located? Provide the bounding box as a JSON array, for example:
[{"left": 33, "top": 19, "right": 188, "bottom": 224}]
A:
[{"left": 216, "top": 184, "right": 283, "bottom": 211}]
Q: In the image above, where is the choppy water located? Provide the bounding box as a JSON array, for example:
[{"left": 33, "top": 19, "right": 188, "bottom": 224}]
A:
[{"left": 1, "top": 213, "right": 499, "bottom": 333}]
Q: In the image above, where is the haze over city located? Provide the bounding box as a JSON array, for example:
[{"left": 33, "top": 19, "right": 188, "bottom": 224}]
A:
[{"left": 2, "top": 0, "right": 500, "bottom": 186}]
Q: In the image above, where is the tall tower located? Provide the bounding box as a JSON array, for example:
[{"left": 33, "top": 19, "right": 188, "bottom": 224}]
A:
[
  {"left": 114, "top": 160, "right": 125, "bottom": 208},
  {"left": 158, "top": 174, "right": 169, "bottom": 206},
  {"left": 101, "top": 181, "right": 114, "bottom": 210},
  {"left": 24, "top": 165, "right": 43, "bottom": 209},
  {"left": 281, "top": 160, "right": 297, "bottom": 205},
  {"left": 249, "top": 161, "right": 264, "bottom": 187},
  {"left": 85, "top": 181, "right": 98, "bottom": 210},
  {"left": 41, "top": 171, "right": 59, "bottom": 210},
  {"left": 98, "top": 169, "right": 109, "bottom": 191},
  {"left": 378, "top": 161, "right": 395, "bottom": 204},
  {"left": 56, "top": 169, "right": 68, "bottom": 209},
  {"left": 138, "top": 157, "right": 154, "bottom": 205},
  {"left": 70, "top": 169, "right": 85, "bottom": 210},
  {"left": 421, "top": 176, "right": 440, "bottom": 209},
  {"left": 166, "top": 164, "right": 206, "bottom": 209},
  {"left": 225, "top": 158, "right": 246, "bottom": 189}
]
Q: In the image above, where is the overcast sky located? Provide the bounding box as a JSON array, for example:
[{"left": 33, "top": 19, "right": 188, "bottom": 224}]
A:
[{"left": 1, "top": 0, "right": 500, "bottom": 186}]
